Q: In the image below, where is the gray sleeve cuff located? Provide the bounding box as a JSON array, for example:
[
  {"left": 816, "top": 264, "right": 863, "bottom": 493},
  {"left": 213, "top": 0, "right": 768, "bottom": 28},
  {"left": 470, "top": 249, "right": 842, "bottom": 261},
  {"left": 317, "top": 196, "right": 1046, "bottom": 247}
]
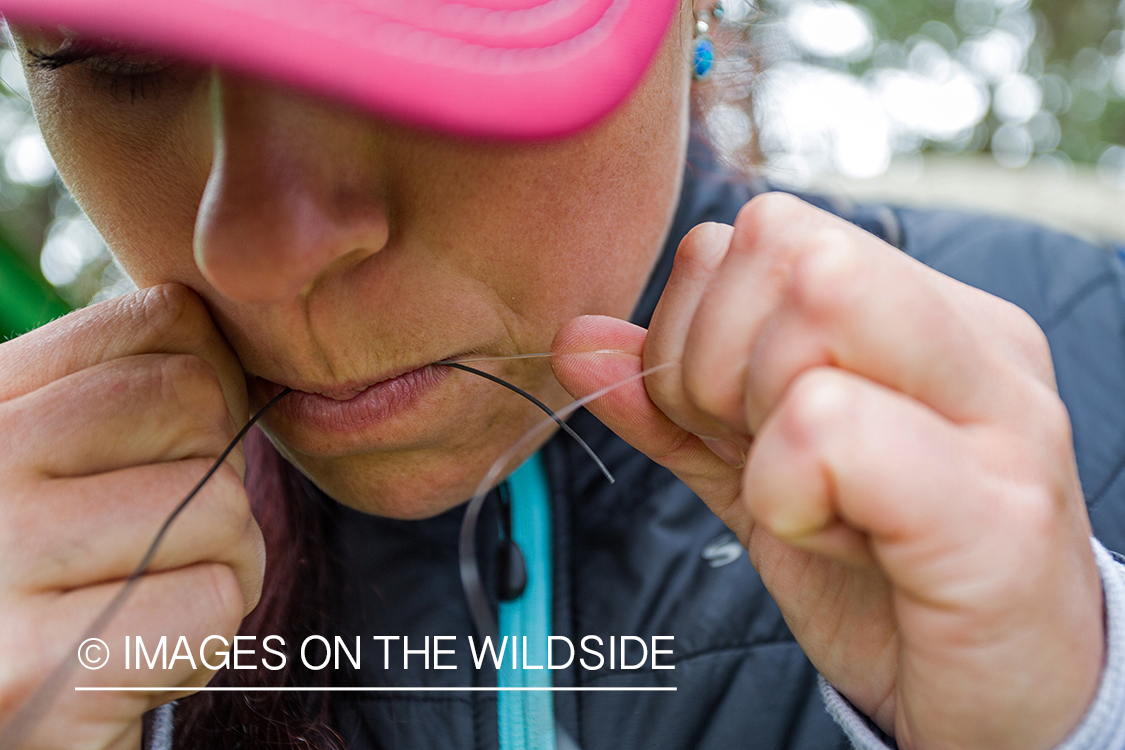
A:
[
  {"left": 818, "top": 536, "right": 1125, "bottom": 750},
  {"left": 818, "top": 674, "right": 896, "bottom": 749}
]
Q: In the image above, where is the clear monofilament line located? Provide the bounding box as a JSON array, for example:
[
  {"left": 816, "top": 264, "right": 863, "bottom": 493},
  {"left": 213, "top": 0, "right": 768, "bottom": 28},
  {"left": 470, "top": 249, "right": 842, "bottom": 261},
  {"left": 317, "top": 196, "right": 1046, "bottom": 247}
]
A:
[
  {"left": 435, "top": 350, "right": 636, "bottom": 485},
  {"left": 458, "top": 359, "right": 676, "bottom": 643},
  {"left": 0, "top": 349, "right": 666, "bottom": 749},
  {"left": 439, "top": 361, "right": 614, "bottom": 484},
  {"left": 436, "top": 349, "right": 630, "bottom": 366}
]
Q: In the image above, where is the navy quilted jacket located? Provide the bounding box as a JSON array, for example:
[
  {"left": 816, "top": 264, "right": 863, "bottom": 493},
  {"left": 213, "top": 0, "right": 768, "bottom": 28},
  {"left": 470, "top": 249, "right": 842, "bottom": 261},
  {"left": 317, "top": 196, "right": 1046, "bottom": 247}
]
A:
[{"left": 279, "top": 149, "right": 1125, "bottom": 750}]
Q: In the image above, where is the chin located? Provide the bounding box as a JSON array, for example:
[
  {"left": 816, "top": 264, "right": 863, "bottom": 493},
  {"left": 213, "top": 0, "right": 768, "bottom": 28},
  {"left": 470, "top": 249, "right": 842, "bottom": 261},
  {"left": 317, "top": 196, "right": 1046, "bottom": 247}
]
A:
[
  {"left": 314, "top": 475, "right": 486, "bottom": 521},
  {"left": 351, "top": 495, "right": 469, "bottom": 521},
  {"left": 271, "top": 437, "right": 521, "bottom": 521},
  {"left": 253, "top": 372, "right": 555, "bottom": 519}
]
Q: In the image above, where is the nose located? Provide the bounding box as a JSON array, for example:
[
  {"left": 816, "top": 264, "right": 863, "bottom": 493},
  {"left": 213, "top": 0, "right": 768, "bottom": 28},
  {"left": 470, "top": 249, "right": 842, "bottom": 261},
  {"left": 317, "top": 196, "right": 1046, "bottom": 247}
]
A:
[{"left": 194, "top": 72, "right": 391, "bottom": 303}]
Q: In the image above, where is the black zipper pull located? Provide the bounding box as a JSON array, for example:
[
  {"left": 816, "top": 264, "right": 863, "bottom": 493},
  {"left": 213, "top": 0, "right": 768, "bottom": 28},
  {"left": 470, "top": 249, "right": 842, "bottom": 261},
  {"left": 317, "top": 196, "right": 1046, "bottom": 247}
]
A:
[{"left": 496, "top": 481, "right": 527, "bottom": 601}]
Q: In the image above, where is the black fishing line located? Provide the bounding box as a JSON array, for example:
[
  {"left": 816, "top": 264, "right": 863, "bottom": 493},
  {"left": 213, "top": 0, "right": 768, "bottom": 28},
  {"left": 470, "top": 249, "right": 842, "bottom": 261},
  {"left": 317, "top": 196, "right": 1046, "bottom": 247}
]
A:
[
  {"left": 437, "top": 361, "right": 614, "bottom": 485},
  {"left": 0, "top": 386, "right": 292, "bottom": 750},
  {"left": 457, "top": 359, "right": 674, "bottom": 643},
  {"left": 3, "top": 354, "right": 631, "bottom": 748},
  {"left": 456, "top": 360, "right": 673, "bottom": 750}
]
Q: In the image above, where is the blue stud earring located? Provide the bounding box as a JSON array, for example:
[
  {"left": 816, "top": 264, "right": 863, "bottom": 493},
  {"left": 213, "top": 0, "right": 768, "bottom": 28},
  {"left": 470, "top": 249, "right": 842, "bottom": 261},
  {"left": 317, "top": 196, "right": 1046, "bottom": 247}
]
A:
[{"left": 693, "top": 3, "right": 721, "bottom": 81}]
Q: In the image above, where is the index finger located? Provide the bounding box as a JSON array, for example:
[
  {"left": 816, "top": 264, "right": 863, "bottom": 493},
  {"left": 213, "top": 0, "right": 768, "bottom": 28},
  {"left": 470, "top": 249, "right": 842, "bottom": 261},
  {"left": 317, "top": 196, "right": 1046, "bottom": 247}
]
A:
[
  {"left": 677, "top": 194, "right": 1037, "bottom": 435},
  {"left": 0, "top": 283, "right": 248, "bottom": 424}
]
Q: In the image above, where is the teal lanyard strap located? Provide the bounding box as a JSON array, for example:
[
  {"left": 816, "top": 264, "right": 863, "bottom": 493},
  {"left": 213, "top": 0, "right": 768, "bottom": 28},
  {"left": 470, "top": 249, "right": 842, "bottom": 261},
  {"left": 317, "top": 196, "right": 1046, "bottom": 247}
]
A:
[{"left": 498, "top": 452, "right": 557, "bottom": 750}]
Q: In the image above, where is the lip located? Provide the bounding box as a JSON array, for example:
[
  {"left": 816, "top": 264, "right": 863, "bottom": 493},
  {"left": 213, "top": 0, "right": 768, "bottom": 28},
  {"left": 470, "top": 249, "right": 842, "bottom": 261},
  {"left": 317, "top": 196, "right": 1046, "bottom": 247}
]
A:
[{"left": 249, "top": 362, "right": 454, "bottom": 437}]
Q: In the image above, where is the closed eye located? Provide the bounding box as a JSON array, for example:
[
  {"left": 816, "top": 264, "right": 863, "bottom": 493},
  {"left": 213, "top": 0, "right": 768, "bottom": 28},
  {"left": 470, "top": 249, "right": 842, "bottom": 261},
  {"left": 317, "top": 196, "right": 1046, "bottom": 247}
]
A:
[{"left": 26, "top": 36, "right": 178, "bottom": 103}]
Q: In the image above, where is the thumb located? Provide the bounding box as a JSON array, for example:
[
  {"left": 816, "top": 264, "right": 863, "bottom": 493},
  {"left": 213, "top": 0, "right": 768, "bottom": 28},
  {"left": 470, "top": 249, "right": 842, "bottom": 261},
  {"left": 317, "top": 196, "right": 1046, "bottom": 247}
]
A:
[{"left": 551, "top": 315, "right": 750, "bottom": 538}]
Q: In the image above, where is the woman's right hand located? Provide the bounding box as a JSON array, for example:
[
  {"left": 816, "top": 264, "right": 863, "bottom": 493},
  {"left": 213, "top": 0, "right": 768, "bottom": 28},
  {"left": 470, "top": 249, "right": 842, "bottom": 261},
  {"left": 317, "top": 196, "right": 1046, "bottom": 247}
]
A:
[{"left": 0, "top": 283, "right": 265, "bottom": 750}]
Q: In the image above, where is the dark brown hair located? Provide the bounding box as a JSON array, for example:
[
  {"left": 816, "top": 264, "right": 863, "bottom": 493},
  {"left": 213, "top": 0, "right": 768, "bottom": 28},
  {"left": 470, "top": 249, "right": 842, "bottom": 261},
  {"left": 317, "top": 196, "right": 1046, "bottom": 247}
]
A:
[{"left": 172, "top": 428, "right": 344, "bottom": 749}]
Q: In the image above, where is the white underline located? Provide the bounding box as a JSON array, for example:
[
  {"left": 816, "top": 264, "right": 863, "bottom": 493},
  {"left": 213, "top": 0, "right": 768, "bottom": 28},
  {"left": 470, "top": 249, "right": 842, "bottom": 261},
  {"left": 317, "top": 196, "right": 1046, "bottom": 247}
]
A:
[{"left": 75, "top": 686, "right": 676, "bottom": 692}]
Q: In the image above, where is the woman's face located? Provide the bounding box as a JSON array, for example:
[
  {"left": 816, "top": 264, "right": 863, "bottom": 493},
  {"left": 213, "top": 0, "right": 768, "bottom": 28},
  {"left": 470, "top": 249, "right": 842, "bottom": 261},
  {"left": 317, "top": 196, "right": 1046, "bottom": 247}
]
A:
[{"left": 13, "top": 10, "right": 694, "bottom": 518}]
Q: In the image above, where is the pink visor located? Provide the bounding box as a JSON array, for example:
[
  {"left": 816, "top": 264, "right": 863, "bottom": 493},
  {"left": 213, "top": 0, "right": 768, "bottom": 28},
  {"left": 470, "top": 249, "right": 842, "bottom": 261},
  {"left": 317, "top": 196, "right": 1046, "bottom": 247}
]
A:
[{"left": 3, "top": 0, "right": 680, "bottom": 139}]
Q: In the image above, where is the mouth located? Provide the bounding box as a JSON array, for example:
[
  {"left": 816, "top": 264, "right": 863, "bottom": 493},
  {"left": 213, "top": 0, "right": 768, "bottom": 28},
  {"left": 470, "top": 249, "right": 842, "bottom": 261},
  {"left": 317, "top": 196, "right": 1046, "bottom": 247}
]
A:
[
  {"left": 245, "top": 353, "right": 481, "bottom": 441},
  {"left": 254, "top": 363, "right": 434, "bottom": 402}
]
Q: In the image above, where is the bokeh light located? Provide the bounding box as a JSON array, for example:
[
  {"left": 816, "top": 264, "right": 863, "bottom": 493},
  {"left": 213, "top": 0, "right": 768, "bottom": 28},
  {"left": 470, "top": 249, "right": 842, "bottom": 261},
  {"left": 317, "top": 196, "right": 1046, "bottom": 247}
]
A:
[
  {"left": 4, "top": 127, "right": 55, "bottom": 186},
  {"left": 786, "top": 1, "right": 874, "bottom": 60},
  {"left": 714, "top": 0, "right": 1125, "bottom": 206}
]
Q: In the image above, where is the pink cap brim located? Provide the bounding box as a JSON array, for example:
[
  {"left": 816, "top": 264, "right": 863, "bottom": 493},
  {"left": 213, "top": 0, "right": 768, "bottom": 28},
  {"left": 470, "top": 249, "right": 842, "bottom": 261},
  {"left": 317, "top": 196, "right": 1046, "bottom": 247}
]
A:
[{"left": 3, "top": 0, "right": 680, "bottom": 140}]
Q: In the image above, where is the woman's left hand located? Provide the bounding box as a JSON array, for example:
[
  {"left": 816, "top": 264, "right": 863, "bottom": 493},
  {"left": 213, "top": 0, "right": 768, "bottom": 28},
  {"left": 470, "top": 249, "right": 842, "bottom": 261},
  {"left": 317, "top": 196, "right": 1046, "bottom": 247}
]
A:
[{"left": 552, "top": 193, "right": 1104, "bottom": 750}]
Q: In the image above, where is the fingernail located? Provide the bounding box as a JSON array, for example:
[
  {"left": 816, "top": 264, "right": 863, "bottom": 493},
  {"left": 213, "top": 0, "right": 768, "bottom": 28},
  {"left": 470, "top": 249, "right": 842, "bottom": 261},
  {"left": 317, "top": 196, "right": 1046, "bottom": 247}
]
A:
[{"left": 701, "top": 437, "right": 747, "bottom": 469}]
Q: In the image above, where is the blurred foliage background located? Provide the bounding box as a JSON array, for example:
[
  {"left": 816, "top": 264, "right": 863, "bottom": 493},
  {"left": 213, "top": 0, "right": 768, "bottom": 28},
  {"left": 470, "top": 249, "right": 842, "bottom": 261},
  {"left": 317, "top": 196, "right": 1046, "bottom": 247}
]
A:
[
  {"left": 714, "top": 0, "right": 1125, "bottom": 183},
  {"left": 3, "top": 0, "right": 1125, "bottom": 335}
]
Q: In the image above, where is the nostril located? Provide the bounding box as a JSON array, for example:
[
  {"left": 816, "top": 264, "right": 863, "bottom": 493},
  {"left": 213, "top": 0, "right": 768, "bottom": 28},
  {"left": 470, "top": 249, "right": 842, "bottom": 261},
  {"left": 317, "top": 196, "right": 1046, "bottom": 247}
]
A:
[
  {"left": 193, "top": 73, "right": 392, "bottom": 304},
  {"left": 193, "top": 173, "right": 391, "bottom": 304},
  {"left": 194, "top": 214, "right": 389, "bottom": 304}
]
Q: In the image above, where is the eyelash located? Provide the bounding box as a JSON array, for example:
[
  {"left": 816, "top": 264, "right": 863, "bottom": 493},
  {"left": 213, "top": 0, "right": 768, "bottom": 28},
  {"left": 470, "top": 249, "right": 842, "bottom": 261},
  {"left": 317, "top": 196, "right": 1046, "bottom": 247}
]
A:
[{"left": 27, "top": 44, "right": 175, "bottom": 103}]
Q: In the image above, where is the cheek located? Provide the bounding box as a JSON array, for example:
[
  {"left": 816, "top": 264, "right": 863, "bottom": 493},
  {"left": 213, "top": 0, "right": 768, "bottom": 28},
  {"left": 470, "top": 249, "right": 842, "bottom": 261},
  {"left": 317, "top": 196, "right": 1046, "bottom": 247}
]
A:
[
  {"left": 500, "top": 142, "right": 680, "bottom": 321},
  {"left": 426, "top": 39, "right": 689, "bottom": 331},
  {"left": 508, "top": 21, "right": 690, "bottom": 323},
  {"left": 29, "top": 70, "right": 213, "bottom": 287},
  {"left": 400, "top": 143, "right": 678, "bottom": 342}
]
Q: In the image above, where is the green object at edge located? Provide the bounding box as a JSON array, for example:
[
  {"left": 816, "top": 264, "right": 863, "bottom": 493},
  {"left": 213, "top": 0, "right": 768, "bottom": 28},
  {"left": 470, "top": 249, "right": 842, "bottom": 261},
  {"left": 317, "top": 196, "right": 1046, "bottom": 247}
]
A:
[{"left": 0, "top": 231, "right": 70, "bottom": 341}]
